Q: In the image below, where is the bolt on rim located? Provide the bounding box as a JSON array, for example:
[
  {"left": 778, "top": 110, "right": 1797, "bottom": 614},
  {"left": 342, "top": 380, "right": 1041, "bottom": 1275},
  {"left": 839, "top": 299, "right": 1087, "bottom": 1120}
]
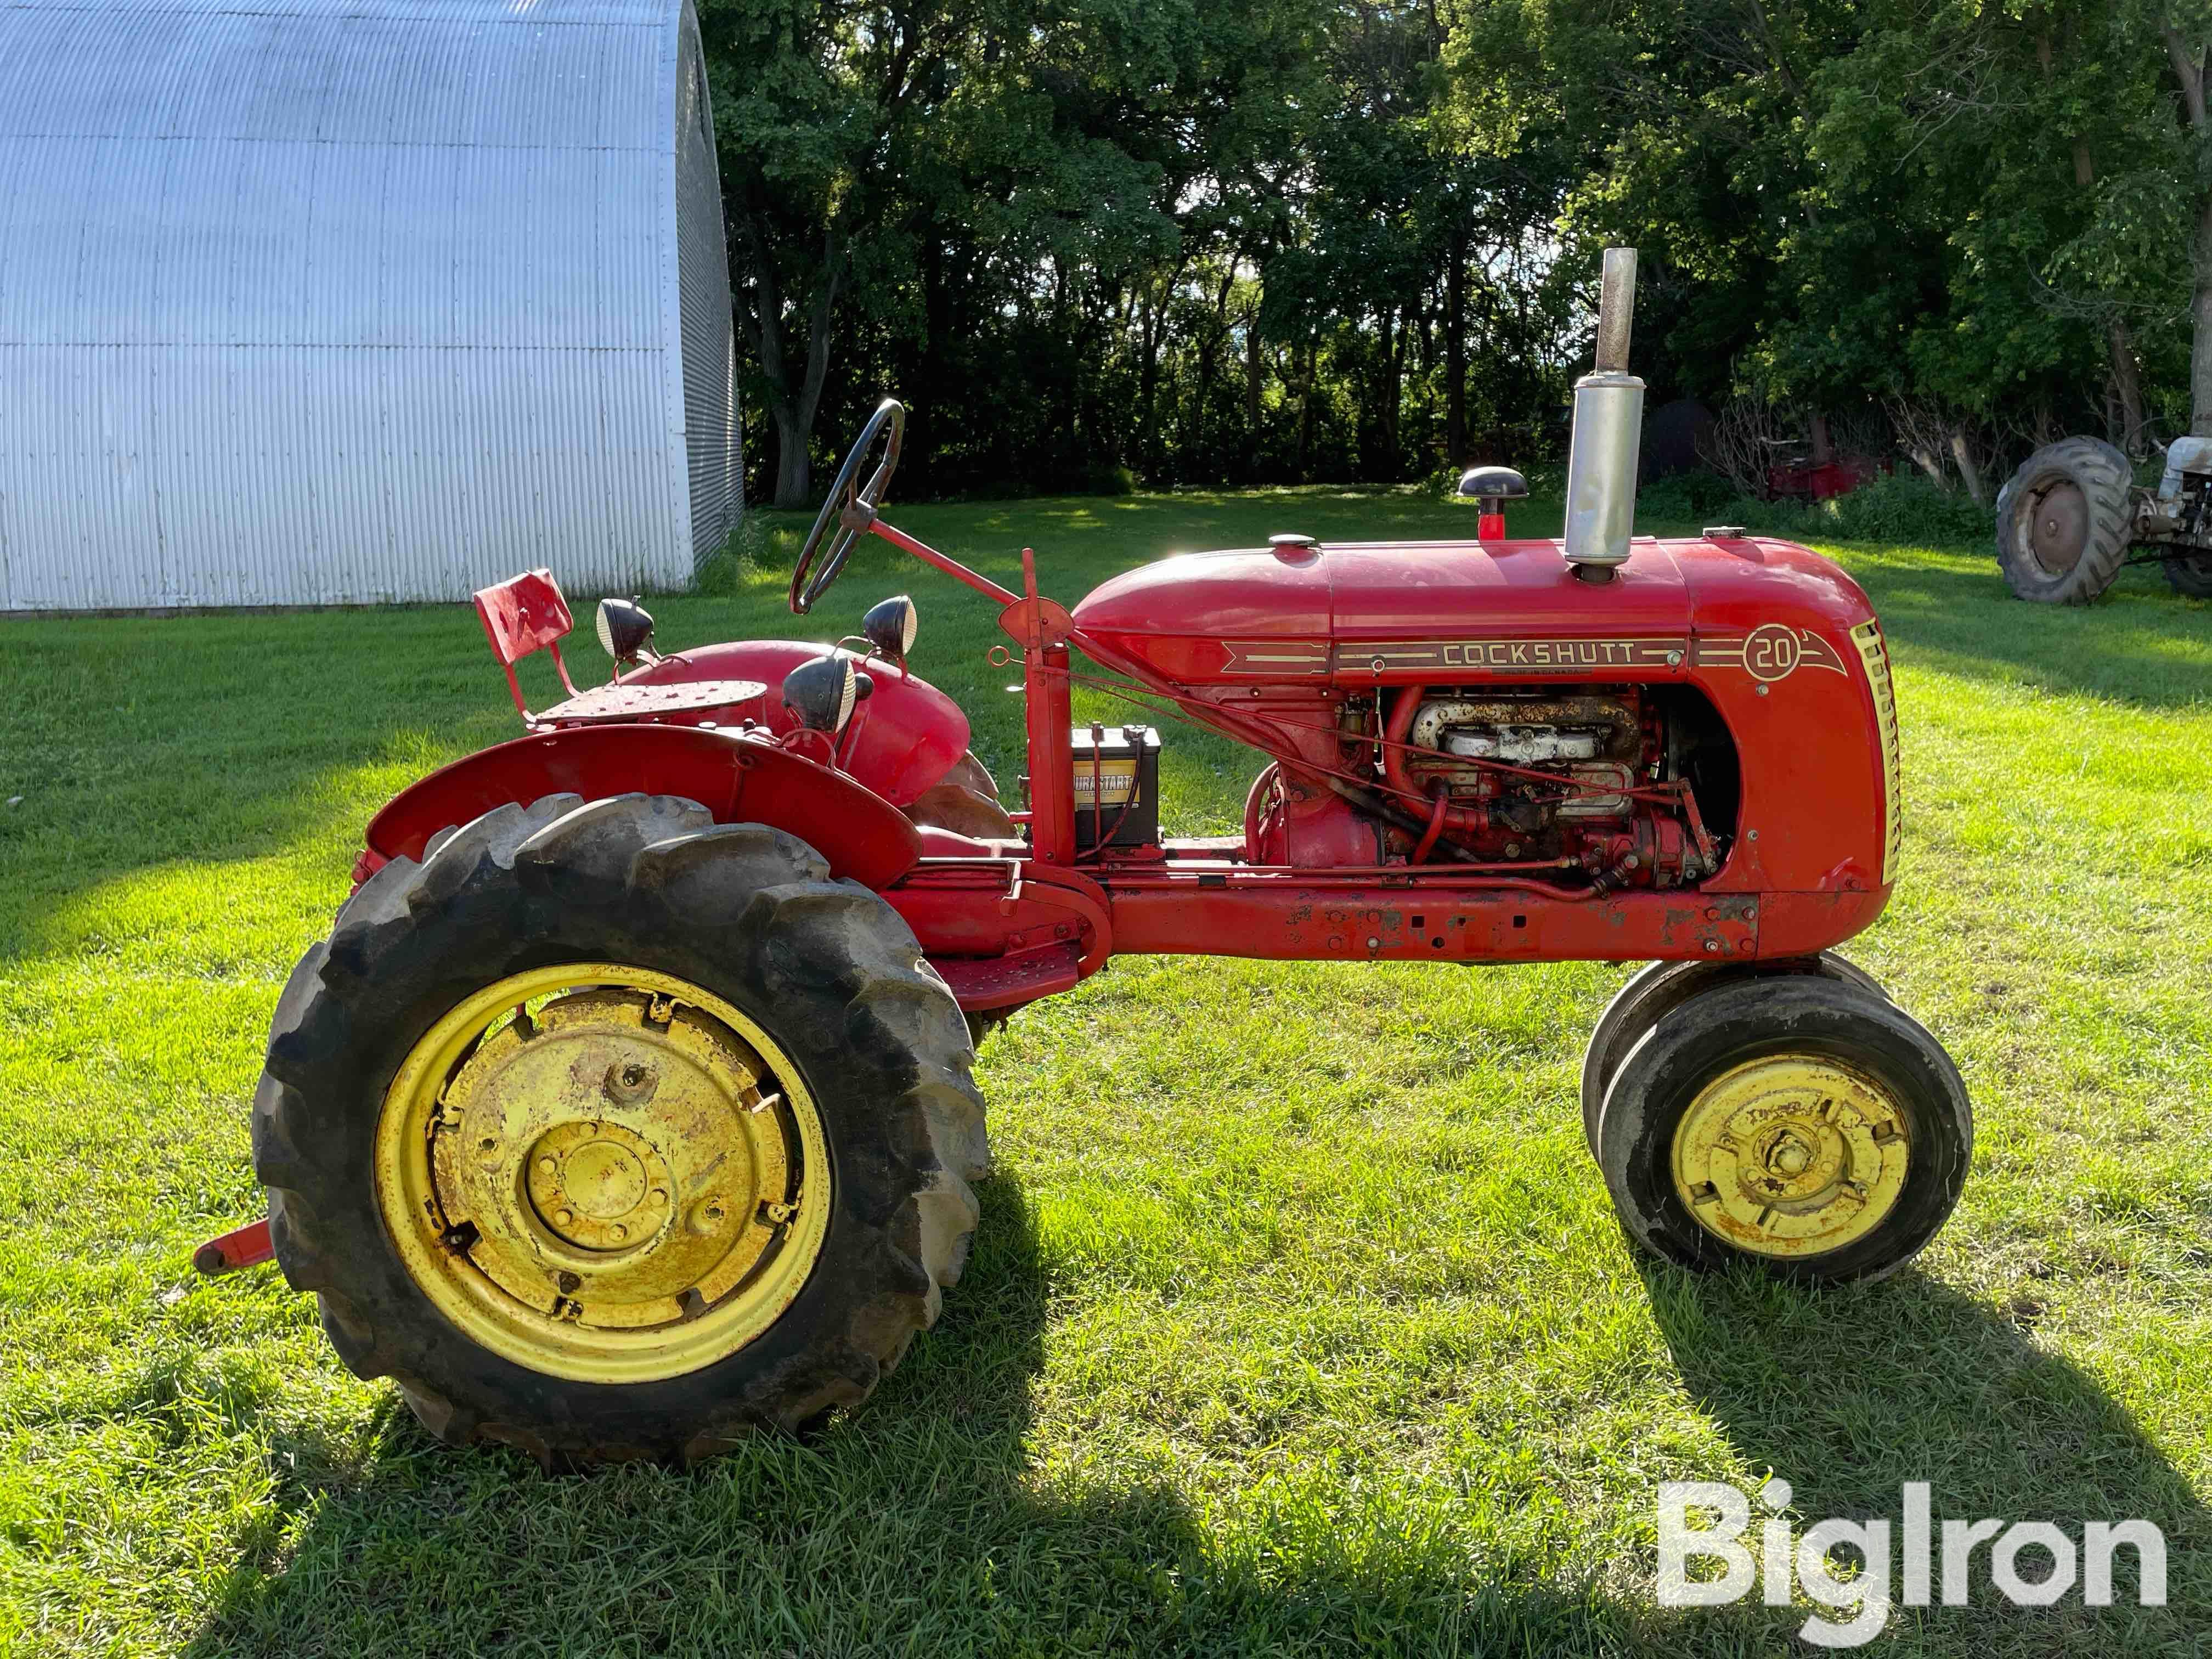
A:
[
  {"left": 1668, "top": 1054, "right": 1910, "bottom": 1258},
  {"left": 374, "top": 963, "right": 831, "bottom": 1384}
]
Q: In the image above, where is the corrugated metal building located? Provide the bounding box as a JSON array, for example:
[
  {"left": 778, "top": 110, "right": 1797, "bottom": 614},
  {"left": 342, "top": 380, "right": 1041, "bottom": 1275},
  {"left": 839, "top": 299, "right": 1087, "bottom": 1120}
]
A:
[{"left": 0, "top": 0, "right": 741, "bottom": 611}]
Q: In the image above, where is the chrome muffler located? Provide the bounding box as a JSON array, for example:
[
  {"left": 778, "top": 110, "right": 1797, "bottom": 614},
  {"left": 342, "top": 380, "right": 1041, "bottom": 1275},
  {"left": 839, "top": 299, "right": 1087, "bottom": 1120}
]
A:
[{"left": 1564, "top": 247, "right": 1644, "bottom": 581}]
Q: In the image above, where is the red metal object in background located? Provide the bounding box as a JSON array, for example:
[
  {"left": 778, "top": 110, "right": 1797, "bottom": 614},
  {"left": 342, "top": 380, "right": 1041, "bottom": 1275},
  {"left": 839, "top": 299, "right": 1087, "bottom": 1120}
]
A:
[
  {"left": 194, "top": 1216, "right": 274, "bottom": 1277},
  {"left": 1766, "top": 456, "right": 1882, "bottom": 502}
]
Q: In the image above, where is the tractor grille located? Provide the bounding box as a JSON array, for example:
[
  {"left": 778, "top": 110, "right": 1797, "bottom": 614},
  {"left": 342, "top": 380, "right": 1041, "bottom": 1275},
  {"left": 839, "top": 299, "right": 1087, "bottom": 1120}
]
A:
[{"left": 1852, "top": 620, "right": 1901, "bottom": 882}]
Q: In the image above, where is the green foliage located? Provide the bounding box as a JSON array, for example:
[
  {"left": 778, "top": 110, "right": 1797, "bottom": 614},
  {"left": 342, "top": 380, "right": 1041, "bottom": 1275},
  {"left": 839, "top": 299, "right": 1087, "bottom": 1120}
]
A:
[
  {"left": 1633, "top": 470, "right": 1741, "bottom": 522},
  {"left": 702, "top": 0, "right": 2211, "bottom": 505},
  {"left": 1760, "top": 472, "right": 1996, "bottom": 546}
]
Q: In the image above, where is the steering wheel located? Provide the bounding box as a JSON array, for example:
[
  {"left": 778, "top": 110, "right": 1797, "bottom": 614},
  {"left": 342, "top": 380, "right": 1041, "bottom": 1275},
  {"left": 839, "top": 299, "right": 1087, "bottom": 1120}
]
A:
[{"left": 791, "top": 397, "right": 905, "bottom": 615}]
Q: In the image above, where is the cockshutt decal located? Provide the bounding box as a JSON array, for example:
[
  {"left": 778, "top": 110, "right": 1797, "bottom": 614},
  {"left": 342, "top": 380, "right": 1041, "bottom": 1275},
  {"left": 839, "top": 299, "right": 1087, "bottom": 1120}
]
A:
[{"left": 1222, "top": 627, "right": 1848, "bottom": 680}]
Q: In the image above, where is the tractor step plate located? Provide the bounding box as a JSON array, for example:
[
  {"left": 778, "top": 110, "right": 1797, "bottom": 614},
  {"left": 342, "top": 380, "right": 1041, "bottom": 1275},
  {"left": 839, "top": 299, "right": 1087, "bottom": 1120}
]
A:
[{"left": 933, "top": 940, "right": 1085, "bottom": 1011}]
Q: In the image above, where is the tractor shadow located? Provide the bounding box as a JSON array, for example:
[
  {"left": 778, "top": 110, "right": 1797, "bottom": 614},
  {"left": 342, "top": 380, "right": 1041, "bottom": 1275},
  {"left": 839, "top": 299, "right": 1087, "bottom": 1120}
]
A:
[
  {"left": 1638, "top": 1260, "right": 2209, "bottom": 1652},
  {"left": 177, "top": 1175, "right": 1640, "bottom": 1658}
]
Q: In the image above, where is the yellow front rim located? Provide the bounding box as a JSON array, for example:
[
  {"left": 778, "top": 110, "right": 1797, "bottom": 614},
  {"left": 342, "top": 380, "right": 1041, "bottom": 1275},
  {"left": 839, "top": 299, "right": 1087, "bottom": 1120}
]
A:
[
  {"left": 374, "top": 963, "right": 831, "bottom": 1384},
  {"left": 1670, "top": 1054, "right": 1910, "bottom": 1259}
]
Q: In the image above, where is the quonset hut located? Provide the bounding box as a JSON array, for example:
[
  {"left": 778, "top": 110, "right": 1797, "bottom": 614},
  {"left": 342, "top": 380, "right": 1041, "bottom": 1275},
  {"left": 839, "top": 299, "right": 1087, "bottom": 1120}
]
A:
[{"left": 0, "top": 0, "right": 740, "bottom": 611}]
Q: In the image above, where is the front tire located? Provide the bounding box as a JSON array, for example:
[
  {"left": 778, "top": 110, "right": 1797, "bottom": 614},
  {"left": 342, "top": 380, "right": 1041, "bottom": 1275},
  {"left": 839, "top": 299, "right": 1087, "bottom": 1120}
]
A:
[
  {"left": 2165, "top": 550, "right": 2212, "bottom": 599},
  {"left": 1579, "top": 954, "right": 1885, "bottom": 1156},
  {"left": 1595, "top": 977, "right": 1970, "bottom": 1282},
  {"left": 1993, "top": 438, "right": 2134, "bottom": 605},
  {"left": 252, "top": 793, "right": 988, "bottom": 1463}
]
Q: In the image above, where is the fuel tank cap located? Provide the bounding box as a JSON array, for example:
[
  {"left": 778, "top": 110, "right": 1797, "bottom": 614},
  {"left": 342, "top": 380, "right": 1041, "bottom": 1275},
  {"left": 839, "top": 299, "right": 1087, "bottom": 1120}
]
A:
[{"left": 1269, "top": 532, "right": 1319, "bottom": 562}]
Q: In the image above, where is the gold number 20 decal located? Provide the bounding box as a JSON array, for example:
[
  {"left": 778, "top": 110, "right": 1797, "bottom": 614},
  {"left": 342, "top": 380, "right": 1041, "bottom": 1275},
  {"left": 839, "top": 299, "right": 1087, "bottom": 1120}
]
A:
[{"left": 1743, "top": 623, "right": 1804, "bottom": 682}]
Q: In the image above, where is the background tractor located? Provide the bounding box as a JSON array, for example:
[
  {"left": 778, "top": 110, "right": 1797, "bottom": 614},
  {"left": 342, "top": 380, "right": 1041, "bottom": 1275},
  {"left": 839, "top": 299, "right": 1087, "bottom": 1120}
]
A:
[
  {"left": 208, "top": 252, "right": 1973, "bottom": 1464},
  {"left": 1994, "top": 434, "right": 2212, "bottom": 603}
]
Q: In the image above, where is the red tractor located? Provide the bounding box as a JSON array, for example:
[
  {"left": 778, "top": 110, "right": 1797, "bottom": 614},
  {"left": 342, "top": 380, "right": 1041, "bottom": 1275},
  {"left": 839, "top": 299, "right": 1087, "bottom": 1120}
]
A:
[{"left": 208, "top": 253, "right": 1971, "bottom": 1463}]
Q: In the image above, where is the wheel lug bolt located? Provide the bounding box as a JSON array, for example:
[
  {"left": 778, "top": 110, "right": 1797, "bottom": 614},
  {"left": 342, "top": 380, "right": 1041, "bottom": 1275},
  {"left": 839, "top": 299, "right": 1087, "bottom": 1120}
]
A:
[
  {"left": 538, "top": 1156, "right": 556, "bottom": 1175},
  {"left": 556, "top": 1208, "right": 574, "bottom": 1226}
]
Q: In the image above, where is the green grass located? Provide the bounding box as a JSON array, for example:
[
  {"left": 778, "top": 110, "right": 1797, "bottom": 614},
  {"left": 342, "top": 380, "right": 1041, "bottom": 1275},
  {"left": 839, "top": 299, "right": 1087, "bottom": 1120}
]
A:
[{"left": 2, "top": 486, "right": 2208, "bottom": 1657}]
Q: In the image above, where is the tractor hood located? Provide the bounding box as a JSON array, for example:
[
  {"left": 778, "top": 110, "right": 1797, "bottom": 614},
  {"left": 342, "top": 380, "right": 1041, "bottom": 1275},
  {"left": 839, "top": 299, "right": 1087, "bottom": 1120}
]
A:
[{"left": 1071, "top": 534, "right": 1872, "bottom": 685}]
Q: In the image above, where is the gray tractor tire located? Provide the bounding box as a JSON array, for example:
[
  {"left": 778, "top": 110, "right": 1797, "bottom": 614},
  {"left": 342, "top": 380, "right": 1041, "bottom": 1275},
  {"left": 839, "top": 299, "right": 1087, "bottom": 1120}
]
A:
[{"left": 1993, "top": 438, "right": 2134, "bottom": 605}]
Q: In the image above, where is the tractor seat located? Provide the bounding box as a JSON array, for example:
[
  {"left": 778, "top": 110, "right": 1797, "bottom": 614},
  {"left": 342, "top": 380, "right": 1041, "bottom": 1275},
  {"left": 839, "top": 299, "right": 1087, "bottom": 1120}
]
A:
[
  {"left": 537, "top": 678, "right": 767, "bottom": 727},
  {"left": 472, "top": 568, "right": 767, "bottom": 730}
]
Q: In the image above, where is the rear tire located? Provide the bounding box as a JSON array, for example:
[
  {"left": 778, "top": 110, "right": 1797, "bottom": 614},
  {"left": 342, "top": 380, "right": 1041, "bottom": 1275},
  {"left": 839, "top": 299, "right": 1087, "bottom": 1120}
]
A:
[
  {"left": 252, "top": 793, "right": 989, "bottom": 1464},
  {"left": 1596, "top": 977, "right": 1971, "bottom": 1282},
  {"left": 1993, "top": 438, "right": 2134, "bottom": 605},
  {"left": 1579, "top": 954, "right": 1885, "bottom": 1155}
]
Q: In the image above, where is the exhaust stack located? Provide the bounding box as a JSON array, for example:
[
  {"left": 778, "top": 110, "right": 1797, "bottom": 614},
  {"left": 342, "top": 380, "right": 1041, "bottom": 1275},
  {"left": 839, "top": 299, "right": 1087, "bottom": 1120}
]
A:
[{"left": 1563, "top": 247, "right": 1645, "bottom": 582}]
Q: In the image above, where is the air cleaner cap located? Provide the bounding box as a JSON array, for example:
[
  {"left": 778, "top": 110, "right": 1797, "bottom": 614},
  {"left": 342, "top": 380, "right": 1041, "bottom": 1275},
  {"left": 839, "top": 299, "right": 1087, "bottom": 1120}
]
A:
[{"left": 1269, "top": 532, "right": 1319, "bottom": 563}]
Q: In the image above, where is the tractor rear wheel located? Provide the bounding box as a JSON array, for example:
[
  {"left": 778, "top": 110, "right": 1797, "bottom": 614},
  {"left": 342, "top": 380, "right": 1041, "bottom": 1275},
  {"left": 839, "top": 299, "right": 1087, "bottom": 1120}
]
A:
[
  {"left": 1993, "top": 437, "right": 2134, "bottom": 604},
  {"left": 252, "top": 793, "right": 988, "bottom": 1463},
  {"left": 1595, "top": 977, "right": 1970, "bottom": 1282},
  {"left": 1579, "top": 954, "right": 1884, "bottom": 1155},
  {"left": 2165, "top": 551, "right": 2212, "bottom": 599}
]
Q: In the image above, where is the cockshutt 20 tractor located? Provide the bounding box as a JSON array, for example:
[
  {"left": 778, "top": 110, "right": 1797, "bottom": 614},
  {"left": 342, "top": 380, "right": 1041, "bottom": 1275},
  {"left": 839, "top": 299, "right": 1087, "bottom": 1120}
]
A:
[{"left": 205, "top": 252, "right": 1972, "bottom": 1464}]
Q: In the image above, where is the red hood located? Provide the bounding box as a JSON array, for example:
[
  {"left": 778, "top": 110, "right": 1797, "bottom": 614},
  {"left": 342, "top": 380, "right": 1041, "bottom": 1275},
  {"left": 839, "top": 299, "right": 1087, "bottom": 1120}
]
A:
[{"left": 1071, "top": 534, "right": 1873, "bottom": 684}]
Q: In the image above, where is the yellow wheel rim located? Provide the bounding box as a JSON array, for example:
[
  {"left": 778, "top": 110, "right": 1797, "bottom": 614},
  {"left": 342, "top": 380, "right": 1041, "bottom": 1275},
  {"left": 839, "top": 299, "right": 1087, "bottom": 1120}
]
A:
[
  {"left": 1669, "top": 1054, "right": 1909, "bottom": 1259},
  {"left": 374, "top": 963, "right": 831, "bottom": 1384}
]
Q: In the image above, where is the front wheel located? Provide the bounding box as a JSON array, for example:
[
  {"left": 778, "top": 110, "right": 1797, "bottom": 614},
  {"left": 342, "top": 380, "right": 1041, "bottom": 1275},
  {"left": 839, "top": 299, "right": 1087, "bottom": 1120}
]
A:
[
  {"left": 1595, "top": 977, "right": 1970, "bottom": 1282},
  {"left": 252, "top": 793, "right": 988, "bottom": 1463},
  {"left": 1578, "top": 954, "right": 1886, "bottom": 1155},
  {"left": 2165, "top": 550, "right": 2212, "bottom": 599}
]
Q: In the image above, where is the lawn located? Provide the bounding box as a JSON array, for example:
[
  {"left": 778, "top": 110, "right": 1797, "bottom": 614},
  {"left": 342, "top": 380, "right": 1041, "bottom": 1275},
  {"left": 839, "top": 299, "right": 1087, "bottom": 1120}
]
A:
[{"left": 1, "top": 486, "right": 2208, "bottom": 1657}]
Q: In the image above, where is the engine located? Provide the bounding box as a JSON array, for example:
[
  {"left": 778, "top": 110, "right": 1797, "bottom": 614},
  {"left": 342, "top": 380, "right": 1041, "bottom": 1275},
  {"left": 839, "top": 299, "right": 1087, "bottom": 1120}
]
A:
[
  {"left": 1403, "top": 692, "right": 1644, "bottom": 834},
  {"left": 1246, "top": 682, "right": 1741, "bottom": 888}
]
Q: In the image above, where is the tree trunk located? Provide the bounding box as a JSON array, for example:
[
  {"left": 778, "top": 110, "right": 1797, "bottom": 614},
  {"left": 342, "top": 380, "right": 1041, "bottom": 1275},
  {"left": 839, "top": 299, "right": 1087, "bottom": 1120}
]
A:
[
  {"left": 2062, "top": 113, "right": 2150, "bottom": 455},
  {"left": 2164, "top": 29, "right": 2212, "bottom": 435},
  {"left": 1444, "top": 227, "right": 1469, "bottom": 468},
  {"left": 1808, "top": 412, "right": 1835, "bottom": 467},
  {"left": 1949, "top": 429, "right": 1986, "bottom": 507},
  {"left": 1244, "top": 302, "right": 1264, "bottom": 472},
  {"left": 772, "top": 407, "right": 812, "bottom": 506},
  {"left": 2192, "top": 195, "right": 2212, "bottom": 437},
  {"left": 732, "top": 202, "right": 844, "bottom": 510},
  {"left": 1296, "top": 337, "right": 1316, "bottom": 477},
  {"left": 2108, "top": 317, "right": 2148, "bottom": 454},
  {"left": 1379, "top": 307, "right": 1404, "bottom": 477}
]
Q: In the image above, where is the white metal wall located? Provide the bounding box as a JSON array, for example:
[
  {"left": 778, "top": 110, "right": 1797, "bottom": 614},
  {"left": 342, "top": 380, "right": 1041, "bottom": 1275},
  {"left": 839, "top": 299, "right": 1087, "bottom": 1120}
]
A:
[{"left": 0, "top": 0, "right": 742, "bottom": 610}]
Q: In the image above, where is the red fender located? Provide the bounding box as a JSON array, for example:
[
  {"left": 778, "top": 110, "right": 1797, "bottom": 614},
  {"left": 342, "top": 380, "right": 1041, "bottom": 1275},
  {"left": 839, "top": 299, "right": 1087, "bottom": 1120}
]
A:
[
  {"left": 359, "top": 724, "right": 922, "bottom": 890},
  {"left": 619, "top": 640, "right": 969, "bottom": 807}
]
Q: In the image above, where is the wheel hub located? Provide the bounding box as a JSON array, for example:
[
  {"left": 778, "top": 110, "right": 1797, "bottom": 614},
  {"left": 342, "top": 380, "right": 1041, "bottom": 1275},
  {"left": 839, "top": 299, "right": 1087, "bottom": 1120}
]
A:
[
  {"left": 1670, "top": 1055, "right": 1910, "bottom": 1258},
  {"left": 525, "top": 1120, "right": 664, "bottom": 1249},
  {"left": 375, "top": 964, "right": 831, "bottom": 1384},
  {"left": 2027, "top": 479, "right": 2088, "bottom": 576}
]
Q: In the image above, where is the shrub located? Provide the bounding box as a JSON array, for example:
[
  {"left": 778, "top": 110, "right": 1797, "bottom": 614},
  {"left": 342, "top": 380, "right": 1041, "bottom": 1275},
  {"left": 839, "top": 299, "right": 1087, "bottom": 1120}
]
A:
[{"left": 1637, "top": 470, "right": 1740, "bottom": 521}]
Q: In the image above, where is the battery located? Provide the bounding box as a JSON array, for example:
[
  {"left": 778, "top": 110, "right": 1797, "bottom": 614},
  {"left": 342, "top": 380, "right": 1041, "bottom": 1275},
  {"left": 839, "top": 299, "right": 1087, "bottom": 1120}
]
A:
[{"left": 1069, "top": 724, "right": 1161, "bottom": 850}]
